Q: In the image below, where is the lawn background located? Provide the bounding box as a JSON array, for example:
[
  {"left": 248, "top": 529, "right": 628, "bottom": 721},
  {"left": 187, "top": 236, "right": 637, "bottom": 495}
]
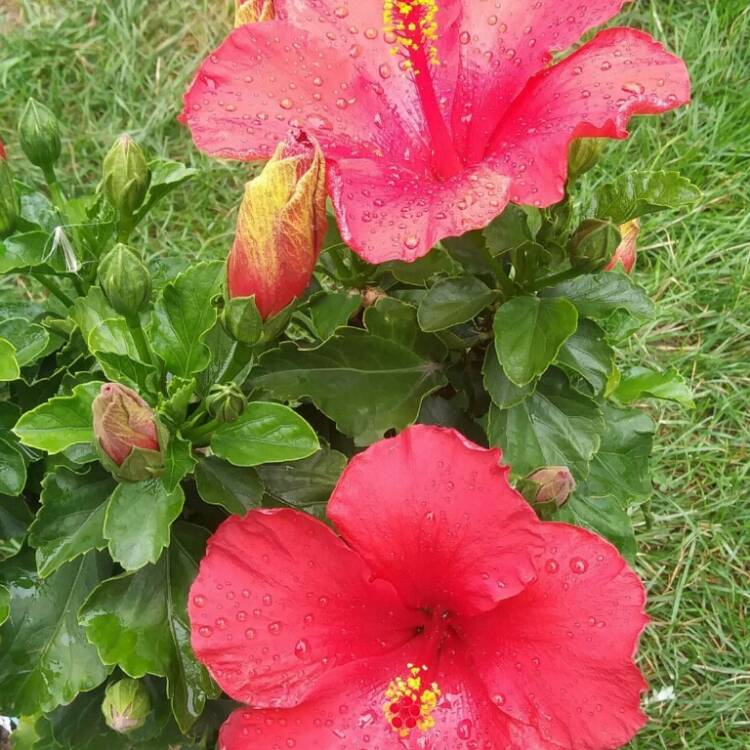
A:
[{"left": 1, "top": 1, "right": 748, "bottom": 747}]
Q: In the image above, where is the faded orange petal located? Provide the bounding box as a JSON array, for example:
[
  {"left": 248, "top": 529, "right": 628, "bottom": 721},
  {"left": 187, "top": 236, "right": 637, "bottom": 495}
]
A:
[
  {"left": 605, "top": 219, "right": 640, "bottom": 274},
  {"left": 234, "top": 0, "right": 274, "bottom": 26}
]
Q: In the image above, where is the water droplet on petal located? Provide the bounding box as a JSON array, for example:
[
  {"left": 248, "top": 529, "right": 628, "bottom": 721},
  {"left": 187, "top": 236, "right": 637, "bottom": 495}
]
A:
[
  {"left": 198, "top": 625, "right": 213, "bottom": 638},
  {"left": 268, "top": 621, "right": 283, "bottom": 635},
  {"left": 193, "top": 595, "right": 206, "bottom": 608},
  {"left": 457, "top": 719, "right": 473, "bottom": 739},
  {"left": 279, "top": 98, "right": 294, "bottom": 110},
  {"left": 570, "top": 557, "right": 588, "bottom": 574},
  {"left": 545, "top": 559, "right": 559, "bottom": 574},
  {"left": 294, "top": 639, "right": 310, "bottom": 659},
  {"left": 245, "top": 627, "right": 257, "bottom": 640}
]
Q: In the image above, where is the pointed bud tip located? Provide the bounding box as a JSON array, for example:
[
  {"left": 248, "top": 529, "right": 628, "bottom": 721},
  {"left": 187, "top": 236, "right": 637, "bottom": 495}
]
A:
[{"left": 522, "top": 466, "right": 576, "bottom": 507}]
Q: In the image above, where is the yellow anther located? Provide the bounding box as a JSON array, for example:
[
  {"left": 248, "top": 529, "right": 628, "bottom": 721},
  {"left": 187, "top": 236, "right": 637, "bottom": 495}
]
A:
[
  {"left": 383, "top": 664, "right": 441, "bottom": 739},
  {"left": 383, "top": 0, "right": 441, "bottom": 68}
]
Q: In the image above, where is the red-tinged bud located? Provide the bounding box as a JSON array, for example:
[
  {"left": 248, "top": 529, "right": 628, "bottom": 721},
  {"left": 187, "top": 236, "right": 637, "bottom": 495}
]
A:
[
  {"left": 604, "top": 219, "right": 640, "bottom": 274},
  {"left": 235, "top": 0, "right": 274, "bottom": 26},
  {"left": 520, "top": 466, "right": 576, "bottom": 508},
  {"left": 227, "top": 133, "right": 327, "bottom": 319},
  {"left": 92, "top": 383, "right": 164, "bottom": 481},
  {"left": 0, "top": 138, "right": 20, "bottom": 238}
]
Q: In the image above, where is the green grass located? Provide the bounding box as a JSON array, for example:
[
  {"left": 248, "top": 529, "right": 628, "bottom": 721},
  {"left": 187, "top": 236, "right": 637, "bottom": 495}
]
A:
[{"left": 2, "top": 0, "right": 749, "bottom": 747}]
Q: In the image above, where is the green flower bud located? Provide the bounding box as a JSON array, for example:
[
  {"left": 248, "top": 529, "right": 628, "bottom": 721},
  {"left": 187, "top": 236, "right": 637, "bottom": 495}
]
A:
[
  {"left": 567, "top": 138, "right": 604, "bottom": 180},
  {"left": 0, "top": 139, "right": 19, "bottom": 238},
  {"left": 568, "top": 219, "right": 621, "bottom": 269},
  {"left": 206, "top": 382, "right": 247, "bottom": 423},
  {"left": 222, "top": 295, "right": 263, "bottom": 345},
  {"left": 102, "top": 134, "right": 151, "bottom": 217},
  {"left": 519, "top": 466, "right": 576, "bottom": 508},
  {"left": 98, "top": 243, "right": 152, "bottom": 317},
  {"left": 101, "top": 678, "right": 151, "bottom": 734},
  {"left": 18, "top": 98, "right": 62, "bottom": 170}
]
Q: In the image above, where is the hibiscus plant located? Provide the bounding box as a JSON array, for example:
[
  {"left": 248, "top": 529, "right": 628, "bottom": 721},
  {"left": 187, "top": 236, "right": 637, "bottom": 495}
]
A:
[{"left": 0, "top": 0, "right": 700, "bottom": 748}]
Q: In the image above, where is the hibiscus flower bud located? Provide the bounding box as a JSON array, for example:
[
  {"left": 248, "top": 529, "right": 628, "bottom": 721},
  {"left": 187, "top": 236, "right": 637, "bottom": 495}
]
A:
[
  {"left": 206, "top": 382, "right": 247, "bottom": 423},
  {"left": 568, "top": 219, "right": 621, "bottom": 269},
  {"left": 568, "top": 138, "right": 604, "bottom": 179},
  {"left": 235, "top": 0, "right": 274, "bottom": 26},
  {"left": 101, "top": 678, "right": 151, "bottom": 734},
  {"left": 520, "top": 466, "right": 576, "bottom": 508},
  {"left": 92, "top": 383, "right": 164, "bottom": 481},
  {"left": 98, "top": 243, "right": 152, "bottom": 317},
  {"left": 0, "top": 139, "right": 19, "bottom": 238},
  {"left": 604, "top": 219, "right": 640, "bottom": 274},
  {"left": 102, "top": 134, "right": 151, "bottom": 218},
  {"left": 227, "top": 133, "right": 327, "bottom": 319},
  {"left": 18, "top": 98, "right": 61, "bottom": 170}
]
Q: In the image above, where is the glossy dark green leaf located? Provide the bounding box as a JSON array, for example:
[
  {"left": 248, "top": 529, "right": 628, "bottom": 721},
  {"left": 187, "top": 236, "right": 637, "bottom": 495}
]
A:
[
  {"left": 0, "top": 551, "right": 111, "bottom": 714},
  {"left": 211, "top": 402, "right": 319, "bottom": 467},
  {"left": 309, "top": 291, "right": 362, "bottom": 340},
  {"left": 0, "top": 231, "right": 66, "bottom": 274},
  {"left": 104, "top": 479, "right": 185, "bottom": 571},
  {"left": 258, "top": 446, "right": 347, "bottom": 507},
  {"left": 0, "top": 584, "right": 8, "bottom": 626},
  {"left": 160, "top": 377, "right": 197, "bottom": 426},
  {"left": 487, "top": 369, "right": 604, "bottom": 480},
  {"left": 541, "top": 273, "right": 654, "bottom": 321},
  {"left": 13, "top": 381, "right": 102, "bottom": 453},
  {"left": 138, "top": 159, "right": 198, "bottom": 219},
  {"left": 493, "top": 296, "right": 578, "bottom": 386},
  {"left": 482, "top": 344, "right": 535, "bottom": 408},
  {"left": 195, "top": 456, "right": 264, "bottom": 514},
  {"left": 556, "top": 319, "right": 615, "bottom": 394},
  {"left": 28, "top": 466, "right": 115, "bottom": 577},
  {"left": 581, "top": 404, "right": 655, "bottom": 502},
  {"left": 381, "top": 246, "right": 461, "bottom": 285},
  {"left": 364, "top": 297, "right": 446, "bottom": 361},
  {"left": 483, "top": 204, "right": 539, "bottom": 254},
  {"left": 70, "top": 286, "right": 118, "bottom": 343},
  {"left": 162, "top": 435, "right": 196, "bottom": 492},
  {"left": 251, "top": 328, "right": 447, "bottom": 445},
  {"left": 0, "top": 317, "right": 50, "bottom": 367},
  {"left": 150, "top": 261, "right": 223, "bottom": 377},
  {"left": 591, "top": 170, "right": 701, "bottom": 224},
  {"left": 88, "top": 318, "right": 155, "bottom": 392},
  {"left": 614, "top": 366, "right": 695, "bottom": 408},
  {"left": 417, "top": 276, "right": 497, "bottom": 332},
  {"left": 0, "top": 338, "right": 19, "bottom": 381},
  {"left": 555, "top": 494, "right": 636, "bottom": 562},
  {"left": 0, "top": 436, "right": 26, "bottom": 495},
  {"left": 79, "top": 523, "right": 218, "bottom": 732},
  {"left": 0, "top": 495, "right": 33, "bottom": 560}
]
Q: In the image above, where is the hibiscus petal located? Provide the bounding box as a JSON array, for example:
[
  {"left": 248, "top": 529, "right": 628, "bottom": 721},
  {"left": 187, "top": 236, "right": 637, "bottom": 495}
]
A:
[
  {"left": 218, "top": 637, "right": 526, "bottom": 750},
  {"left": 451, "top": 0, "right": 629, "bottom": 161},
  {"left": 487, "top": 27, "right": 691, "bottom": 206},
  {"left": 329, "top": 156, "right": 511, "bottom": 262},
  {"left": 328, "top": 425, "right": 543, "bottom": 616},
  {"left": 459, "top": 522, "right": 649, "bottom": 749},
  {"left": 188, "top": 509, "right": 422, "bottom": 708},
  {"left": 181, "top": 21, "right": 423, "bottom": 163}
]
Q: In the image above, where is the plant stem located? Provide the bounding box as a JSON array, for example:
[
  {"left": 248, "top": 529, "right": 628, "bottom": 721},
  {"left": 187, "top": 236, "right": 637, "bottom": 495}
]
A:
[
  {"left": 126, "top": 314, "right": 154, "bottom": 366},
  {"left": 32, "top": 273, "right": 74, "bottom": 306},
  {"left": 531, "top": 264, "right": 593, "bottom": 291},
  {"left": 481, "top": 247, "right": 516, "bottom": 298},
  {"left": 184, "top": 417, "right": 221, "bottom": 444},
  {"left": 42, "top": 165, "right": 67, "bottom": 210}
]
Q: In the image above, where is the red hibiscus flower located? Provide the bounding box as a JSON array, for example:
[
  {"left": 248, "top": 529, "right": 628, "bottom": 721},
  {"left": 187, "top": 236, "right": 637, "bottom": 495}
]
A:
[
  {"left": 189, "top": 425, "right": 649, "bottom": 749},
  {"left": 181, "top": 0, "right": 690, "bottom": 263}
]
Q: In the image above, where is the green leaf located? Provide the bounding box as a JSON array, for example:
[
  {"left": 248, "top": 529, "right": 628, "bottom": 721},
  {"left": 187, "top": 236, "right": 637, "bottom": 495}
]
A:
[
  {"left": 541, "top": 273, "right": 655, "bottom": 321},
  {"left": 483, "top": 204, "right": 537, "bottom": 254},
  {"left": 417, "top": 276, "right": 497, "bottom": 332},
  {"left": 592, "top": 171, "right": 701, "bottom": 224},
  {"left": 487, "top": 368, "right": 604, "bottom": 480},
  {"left": 0, "top": 231, "right": 66, "bottom": 274},
  {"left": 13, "top": 381, "right": 102, "bottom": 453},
  {"left": 0, "top": 436, "right": 26, "bottom": 495},
  {"left": 309, "top": 291, "right": 362, "bottom": 340},
  {"left": 104, "top": 480, "right": 185, "bottom": 571},
  {"left": 160, "top": 377, "right": 196, "bottom": 426},
  {"left": 139, "top": 159, "right": 198, "bottom": 218},
  {"left": 162, "top": 435, "right": 196, "bottom": 492},
  {"left": 0, "top": 495, "right": 33, "bottom": 560},
  {"left": 0, "top": 317, "right": 50, "bottom": 367},
  {"left": 0, "top": 551, "right": 112, "bottom": 714},
  {"left": 381, "top": 246, "right": 461, "bottom": 285},
  {"left": 555, "top": 319, "right": 615, "bottom": 394},
  {"left": 258, "top": 445, "right": 347, "bottom": 507},
  {"left": 482, "top": 344, "right": 535, "bottom": 408},
  {"left": 0, "top": 338, "right": 20, "bottom": 381},
  {"left": 79, "top": 523, "right": 218, "bottom": 732},
  {"left": 70, "top": 286, "right": 118, "bottom": 343},
  {"left": 364, "top": 297, "right": 446, "bottom": 361},
  {"left": 195, "top": 456, "right": 264, "bottom": 514},
  {"left": 581, "top": 404, "right": 655, "bottom": 502},
  {"left": 88, "top": 318, "right": 155, "bottom": 392},
  {"left": 251, "top": 328, "right": 447, "bottom": 445},
  {"left": 493, "top": 296, "right": 578, "bottom": 386},
  {"left": 613, "top": 366, "right": 695, "bottom": 408},
  {"left": 0, "top": 584, "right": 8, "bottom": 626},
  {"left": 554, "top": 494, "right": 636, "bottom": 561},
  {"left": 28, "top": 466, "right": 115, "bottom": 577},
  {"left": 211, "top": 402, "right": 319, "bottom": 467},
  {"left": 150, "top": 261, "right": 224, "bottom": 377}
]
